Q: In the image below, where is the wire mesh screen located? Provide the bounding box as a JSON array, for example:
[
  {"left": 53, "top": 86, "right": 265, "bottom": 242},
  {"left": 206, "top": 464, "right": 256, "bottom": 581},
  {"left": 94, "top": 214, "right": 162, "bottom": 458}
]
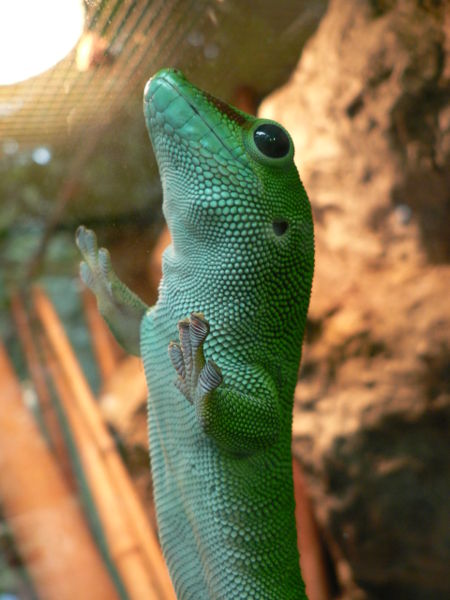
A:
[{"left": 0, "top": 0, "right": 208, "bottom": 145}]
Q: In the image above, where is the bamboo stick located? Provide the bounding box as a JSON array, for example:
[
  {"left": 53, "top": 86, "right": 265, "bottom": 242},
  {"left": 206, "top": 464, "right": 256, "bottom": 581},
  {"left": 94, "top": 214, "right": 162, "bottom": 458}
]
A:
[
  {"left": 41, "top": 337, "right": 159, "bottom": 600},
  {"left": 99, "top": 355, "right": 147, "bottom": 431},
  {"left": 10, "top": 290, "right": 75, "bottom": 489},
  {"left": 33, "top": 285, "right": 175, "bottom": 600},
  {"left": 0, "top": 342, "right": 120, "bottom": 600},
  {"left": 81, "top": 286, "right": 123, "bottom": 383}
]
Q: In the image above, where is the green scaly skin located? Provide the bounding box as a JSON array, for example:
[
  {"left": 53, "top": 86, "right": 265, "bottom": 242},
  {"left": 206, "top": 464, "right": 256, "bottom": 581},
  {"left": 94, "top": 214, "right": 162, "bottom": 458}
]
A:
[{"left": 76, "top": 68, "right": 314, "bottom": 599}]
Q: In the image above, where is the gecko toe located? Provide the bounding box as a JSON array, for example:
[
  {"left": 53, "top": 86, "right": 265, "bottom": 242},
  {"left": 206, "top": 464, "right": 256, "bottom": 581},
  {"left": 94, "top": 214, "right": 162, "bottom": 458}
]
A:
[
  {"left": 198, "top": 359, "right": 223, "bottom": 394},
  {"left": 76, "top": 225, "right": 97, "bottom": 257},
  {"left": 169, "top": 342, "right": 185, "bottom": 378},
  {"left": 79, "top": 261, "right": 95, "bottom": 289},
  {"left": 75, "top": 225, "right": 85, "bottom": 247},
  {"left": 98, "top": 247, "right": 113, "bottom": 277},
  {"left": 189, "top": 312, "right": 209, "bottom": 352},
  {"left": 178, "top": 319, "right": 193, "bottom": 371}
]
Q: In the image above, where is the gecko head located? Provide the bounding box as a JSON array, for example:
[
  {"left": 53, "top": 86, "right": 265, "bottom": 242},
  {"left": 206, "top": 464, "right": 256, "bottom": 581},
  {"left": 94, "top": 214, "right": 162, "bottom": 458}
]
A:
[{"left": 143, "top": 69, "right": 314, "bottom": 318}]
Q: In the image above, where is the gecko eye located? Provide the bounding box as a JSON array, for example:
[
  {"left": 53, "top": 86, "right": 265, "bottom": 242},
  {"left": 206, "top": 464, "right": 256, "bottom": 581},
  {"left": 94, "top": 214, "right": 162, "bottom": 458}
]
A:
[
  {"left": 272, "top": 220, "right": 289, "bottom": 236},
  {"left": 254, "top": 124, "right": 290, "bottom": 159}
]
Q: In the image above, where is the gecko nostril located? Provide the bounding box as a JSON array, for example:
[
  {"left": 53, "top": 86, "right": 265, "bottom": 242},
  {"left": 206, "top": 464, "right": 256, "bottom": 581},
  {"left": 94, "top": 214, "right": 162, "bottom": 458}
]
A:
[{"left": 272, "top": 220, "right": 289, "bottom": 236}]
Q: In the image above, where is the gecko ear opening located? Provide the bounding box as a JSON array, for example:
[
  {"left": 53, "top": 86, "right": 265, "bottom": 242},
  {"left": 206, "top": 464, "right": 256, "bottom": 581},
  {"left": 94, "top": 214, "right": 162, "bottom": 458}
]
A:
[{"left": 272, "top": 220, "right": 289, "bottom": 236}]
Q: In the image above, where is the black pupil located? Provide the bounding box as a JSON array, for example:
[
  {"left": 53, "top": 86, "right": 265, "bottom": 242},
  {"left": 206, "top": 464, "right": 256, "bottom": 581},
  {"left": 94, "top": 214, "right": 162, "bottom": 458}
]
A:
[{"left": 253, "top": 124, "right": 290, "bottom": 158}]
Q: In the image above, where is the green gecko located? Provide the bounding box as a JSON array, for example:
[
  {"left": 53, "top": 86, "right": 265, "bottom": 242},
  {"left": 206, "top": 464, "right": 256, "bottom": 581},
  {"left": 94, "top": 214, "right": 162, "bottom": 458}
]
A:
[{"left": 76, "top": 68, "right": 314, "bottom": 599}]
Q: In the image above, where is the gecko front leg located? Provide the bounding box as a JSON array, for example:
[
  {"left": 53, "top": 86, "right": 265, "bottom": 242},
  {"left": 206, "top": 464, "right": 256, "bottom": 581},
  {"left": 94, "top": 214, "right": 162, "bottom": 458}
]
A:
[
  {"left": 169, "top": 313, "right": 281, "bottom": 456},
  {"left": 76, "top": 226, "right": 148, "bottom": 356}
]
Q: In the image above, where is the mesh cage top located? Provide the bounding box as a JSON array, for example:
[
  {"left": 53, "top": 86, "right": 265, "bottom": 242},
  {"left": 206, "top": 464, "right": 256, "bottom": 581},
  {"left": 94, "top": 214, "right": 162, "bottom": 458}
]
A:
[{"left": 0, "top": 0, "right": 207, "bottom": 147}]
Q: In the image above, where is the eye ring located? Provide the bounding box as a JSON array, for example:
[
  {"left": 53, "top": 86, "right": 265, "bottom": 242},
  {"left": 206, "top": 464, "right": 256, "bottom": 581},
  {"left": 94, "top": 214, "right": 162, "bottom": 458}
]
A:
[
  {"left": 244, "top": 119, "right": 294, "bottom": 167},
  {"left": 272, "top": 220, "right": 289, "bottom": 236}
]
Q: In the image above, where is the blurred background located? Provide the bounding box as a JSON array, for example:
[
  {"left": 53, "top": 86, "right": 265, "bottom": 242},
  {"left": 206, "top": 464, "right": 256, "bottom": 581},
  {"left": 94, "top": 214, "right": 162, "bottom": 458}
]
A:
[{"left": 0, "top": 1, "right": 448, "bottom": 599}]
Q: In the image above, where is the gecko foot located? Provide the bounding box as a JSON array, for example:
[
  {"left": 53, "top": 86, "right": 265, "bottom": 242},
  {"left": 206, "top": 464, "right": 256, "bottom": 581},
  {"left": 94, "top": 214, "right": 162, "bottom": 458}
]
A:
[
  {"left": 75, "top": 225, "right": 148, "bottom": 356},
  {"left": 169, "top": 313, "right": 222, "bottom": 404},
  {"left": 76, "top": 225, "right": 115, "bottom": 301}
]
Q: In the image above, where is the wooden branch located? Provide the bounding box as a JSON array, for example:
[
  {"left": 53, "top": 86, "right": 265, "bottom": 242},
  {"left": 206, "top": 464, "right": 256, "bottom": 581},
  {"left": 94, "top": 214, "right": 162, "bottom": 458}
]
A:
[
  {"left": 0, "top": 342, "right": 120, "bottom": 600},
  {"left": 99, "top": 355, "right": 147, "bottom": 433},
  {"left": 81, "top": 286, "right": 123, "bottom": 383},
  {"left": 10, "top": 290, "right": 75, "bottom": 489}
]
